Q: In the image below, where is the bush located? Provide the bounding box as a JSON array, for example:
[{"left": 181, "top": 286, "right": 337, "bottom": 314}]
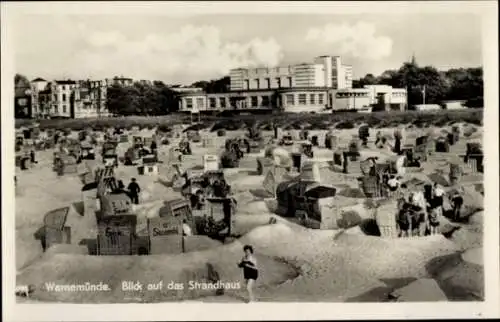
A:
[
  {"left": 335, "top": 120, "right": 355, "bottom": 129},
  {"left": 217, "top": 129, "right": 226, "bottom": 137},
  {"left": 15, "top": 110, "right": 483, "bottom": 133}
]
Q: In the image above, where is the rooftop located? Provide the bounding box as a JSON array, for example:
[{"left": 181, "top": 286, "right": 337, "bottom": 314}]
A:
[{"left": 55, "top": 80, "right": 77, "bottom": 85}]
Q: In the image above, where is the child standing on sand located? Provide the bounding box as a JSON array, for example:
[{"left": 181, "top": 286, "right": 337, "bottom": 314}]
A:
[{"left": 238, "top": 245, "right": 258, "bottom": 302}]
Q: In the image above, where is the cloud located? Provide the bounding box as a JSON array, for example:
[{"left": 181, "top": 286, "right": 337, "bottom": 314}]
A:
[
  {"left": 305, "top": 22, "right": 393, "bottom": 60},
  {"left": 74, "top": 25, "right": 284, "bottom": 83}
]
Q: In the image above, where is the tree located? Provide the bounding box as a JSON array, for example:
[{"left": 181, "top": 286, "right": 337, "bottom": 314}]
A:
[
  {"left": 15, "top": 73, "right": 30, "bottom": 96},
  {"left": 444, "top": 68, "right": 483, "bottom": 101},
  {"left": 352, "top": 58, "right": 482, "bottom": 106},
  {"left": 106, "top": 81, "right": 179, "bottom": 116},
  {"left": 192, "top": 76, "right": 230, "bottom": 93},
  {"left": 352, "top": 73, "right": 378, "bottom": 88}
]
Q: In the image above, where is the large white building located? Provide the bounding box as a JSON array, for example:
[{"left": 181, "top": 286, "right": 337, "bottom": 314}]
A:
[
  {"left": 229, "top": 55, "right": 353, "bottom": 91},
  {"left": 178, "top": 55, "right": 407, "bottom": 113}
]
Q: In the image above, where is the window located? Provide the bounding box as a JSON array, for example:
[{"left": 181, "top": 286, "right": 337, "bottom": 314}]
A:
[
  {"left": 261, "top": 96, "right": 270, "bottom": 107},
  {"left": 244, "top": 80, "right": 250, "bottom": 90},
  {"left": 298, "top": 94, "right": 307, "bottom": 105},
  {"left": 62, "top": 85, "right": 66, "bottom": 90},
  {"left": 251, "top": 96, "right": 258, "bottom": 107},
  {"left": 196, "top": 98, "right": 204, "bottom": 109},
  {"left": 287, "top": 77, "right": 293, "bottom": 87},
  {"left": 230, "top": 98, "right": 238, "bottom": 108},
  {"left": 310, "top": 94, "right": 316, "bottom": 105},
  {"left": 63, "top": 105, "right": 67, "bottom": 113},
  {"left": 62, "top": 94, "right": 66, "bottom": 102},
  {"left": 276, "top": 78, "right": 281, "bottom": 88},
  {"left": 219, "top": 97, "right": 226, "bottom": 108},
  {"left": 209, "top": 97, "right": 217, "bottom": 109},
  {"left": 318, "top": 94, "right": 324, "bottom": 105},
  {"left": 186, "top": 98, "right": 193, "bottom": 109},
  {"left": 255, "top": 79, "right": 260, "bottom": 89},
  {"left": 286, "top": 94, "right": 294, "bottom": 106},
  {"left": 265, "top": 78, "right": 271, "bottom": 89},
  {"left": 53, "top": 95, "right": 57, "bottom": 101}
]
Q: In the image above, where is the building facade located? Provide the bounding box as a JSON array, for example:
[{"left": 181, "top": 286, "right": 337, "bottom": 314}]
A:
[
  {"left": 229, "top": 55, "right": 353, "bottom": 92},
  {"left": 178, "top": 85, "right": 407, "bottom": 113},
  {"left": 334, "top": 85, "right": 407, "bottom": 111},
  {"left": 30, "top": 78, "right": 49, "bottom": 117},
  {"left": 178, "top": 90, "right": 277, "bottom": 112},
  {"left": 109, "top": 76, "right": 134, "bottom": 87},
  {"left": 17, "top": 76, "right": 121, "bottom": 119},
  {"left": 50, "top": 80, "right": 77, "bottom": 118}
]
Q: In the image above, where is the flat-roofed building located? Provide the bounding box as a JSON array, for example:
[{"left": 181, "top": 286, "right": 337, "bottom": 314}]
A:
[
  {"left": 333, "top": 85, "right": 407, "bottom": 111},
  {"left": 230, "top": 55, "right": 353, "bottom": 93},
  {"left": 178, "top": 89, "right": 276, "bottom": 112}
]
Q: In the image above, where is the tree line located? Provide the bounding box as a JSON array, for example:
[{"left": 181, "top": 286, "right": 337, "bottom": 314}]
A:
[
  {"left": 106, "top": 81, "right": 178, "bottom": 116},
  {"left": 352, "top": 58, "right": 483, "bottom": 107},
  {"left": 15, "top": 58, "right": 483, "bottom": 118}
]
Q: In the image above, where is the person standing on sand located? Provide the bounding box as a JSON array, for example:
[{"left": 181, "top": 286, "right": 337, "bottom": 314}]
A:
[
  {"left": 450, "top": 188, "right": 464, "bottom": 222},
  {"left": 238, "top": 245, "right": 258, "bottom": 302},
  {"left": 127, "top": 178, "right": 141, "bottom": 204}
]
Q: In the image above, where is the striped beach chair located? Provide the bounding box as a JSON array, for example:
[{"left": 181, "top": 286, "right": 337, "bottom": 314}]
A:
[
  {"left": 94, "top": 166, "right": 115, "bottom": 183},
  {"left": 461, "top": 154, "right": 483, "bottom": 174}
]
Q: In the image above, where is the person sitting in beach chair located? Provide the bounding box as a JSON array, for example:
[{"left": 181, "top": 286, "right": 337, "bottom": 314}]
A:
[
  {"left": 397, "top": 199, "right": 413, "bottom": 237},
  {"left": 409, "top": 191, "right": 428, "bottom": 236},
  {"left": 428, "top": 206, "right": 441, "bottom": 235}
]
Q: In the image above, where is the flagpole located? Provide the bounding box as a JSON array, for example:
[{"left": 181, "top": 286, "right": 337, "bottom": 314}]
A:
[{"left": 406, "top": 86, "right": 408, "bottom": 111}]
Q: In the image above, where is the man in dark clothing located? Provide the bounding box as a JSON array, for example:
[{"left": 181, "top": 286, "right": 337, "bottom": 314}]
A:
[
  {"left": 150, "top": 140, "right": 157, "bottom": 152},
  {"left": 394, "top": 136, "right": 401, "bottom": 155},
  {"left": 451, "top": 190, "right": 464, "bottom": 222},
  {"left": 342, "top": 152, "right": 349, "bottom": 174},
  {"left": 30, "top": 150, "right": 38, "bottom": 164},
  {"left": 127, "top": 178, "right": 141, "bottom": 204}
]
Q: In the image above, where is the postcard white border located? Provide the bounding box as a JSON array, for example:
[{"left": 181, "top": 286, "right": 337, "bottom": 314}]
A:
[{"left": 2, "top": 1, "right": 499, "bottom": 321}]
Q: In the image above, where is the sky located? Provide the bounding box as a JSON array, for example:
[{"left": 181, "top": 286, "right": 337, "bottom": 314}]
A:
[{"left": 10, "top": 12, "right": 483, "bottom": 85}]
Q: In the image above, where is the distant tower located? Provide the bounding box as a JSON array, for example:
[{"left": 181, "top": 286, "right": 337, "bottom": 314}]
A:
[{"left": 410, "top": 53, "right": 417, "bottom": 65}]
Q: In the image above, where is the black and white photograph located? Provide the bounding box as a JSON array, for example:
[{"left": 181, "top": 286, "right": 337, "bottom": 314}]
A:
[{"left": 2, "top": 1, "right": 499, "bottom": 320}]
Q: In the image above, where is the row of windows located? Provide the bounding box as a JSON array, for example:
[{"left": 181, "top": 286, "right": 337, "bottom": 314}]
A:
[
  {"left": 243, "top": 77, "right": 293, "bottom": 90},
  {"left": 243, "top": 67, "right": 293, "bottom": 77},
  {"left": 336, "top": 92, "right": 369, "bottom": 98},
  {"left": 185, "top": 97, "right": 206, "bottom": 109},
  {"left": 53, "top": 105, "right": 68, "bottom": 113},
  {"left": 187, "top": 95, "right": 273, "bottom": 109},
  {"left": 50, "top": 92, "right": 105, "bottom": 102},
  {"left": 285, "top": 93, "right": 324, "bottom": 106}
]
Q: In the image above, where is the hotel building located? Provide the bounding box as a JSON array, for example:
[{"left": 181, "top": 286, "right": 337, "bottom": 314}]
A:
[{"left": 178, "top": 55, "right": 407, "bottom": 113}]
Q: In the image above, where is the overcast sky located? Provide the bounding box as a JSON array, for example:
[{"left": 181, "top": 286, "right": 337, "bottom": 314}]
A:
[{"left": 10, "top": 12, "right": 482, "bottom": 84}]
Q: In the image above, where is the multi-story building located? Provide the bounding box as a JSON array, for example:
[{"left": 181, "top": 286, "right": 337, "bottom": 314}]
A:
[
  {"left": 229, "top": 55, "right": 353, "bottom": 92},
  {"left": 30, "top": 77, "right": 49, "bottom": 117},
  {"left": 50, "top": 80, "right": 77, "bottom": 118},
  {"left": 109, "top": 76, "right": 134, "bottom": 87},
  {"left": 19, "top": 77, "right": 112, "bottom": 119},
  {"left": 178, "top": 55, "right": 406, "bottom": 113}
]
